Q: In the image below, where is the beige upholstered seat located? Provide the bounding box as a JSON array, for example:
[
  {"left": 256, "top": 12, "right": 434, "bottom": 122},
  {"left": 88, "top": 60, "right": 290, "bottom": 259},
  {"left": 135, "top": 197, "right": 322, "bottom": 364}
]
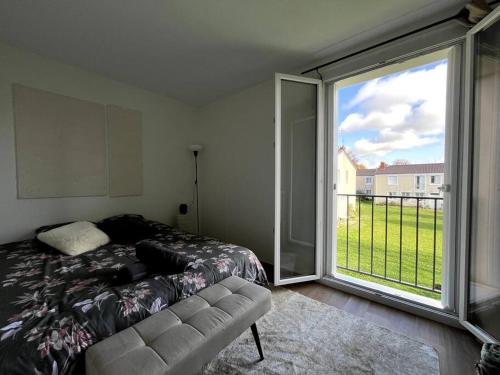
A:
[{"left": 86, "top": 276, "right": 271, "bottom": 375}]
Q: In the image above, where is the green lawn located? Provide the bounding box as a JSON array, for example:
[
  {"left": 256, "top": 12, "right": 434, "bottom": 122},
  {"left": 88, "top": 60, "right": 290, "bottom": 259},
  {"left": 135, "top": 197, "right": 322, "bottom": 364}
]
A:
[{"left": 336, "top": 199, "right": 443, "bottom": 300}]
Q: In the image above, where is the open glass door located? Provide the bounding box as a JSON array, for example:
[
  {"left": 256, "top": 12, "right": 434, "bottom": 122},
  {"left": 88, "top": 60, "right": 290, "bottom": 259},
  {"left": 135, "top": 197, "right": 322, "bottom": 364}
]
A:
[
  {"left": 274, "top": 74, "right": 324, "bottom": 285},
  {"left": 460, "top": 6, "right": 500, "bottom": 342},
  {"left": 328, "top": 45, "right": 460, "bottom": 310}
]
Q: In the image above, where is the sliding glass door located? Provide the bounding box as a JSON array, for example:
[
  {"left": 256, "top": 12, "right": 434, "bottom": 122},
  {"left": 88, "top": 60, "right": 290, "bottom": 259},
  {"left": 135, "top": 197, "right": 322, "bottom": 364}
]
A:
[
  {"left": 460, "top": 6, "right": 500, "bottom": 341},
  {"left": 274, "top": 74, "right": 324, "bottom": 285}
]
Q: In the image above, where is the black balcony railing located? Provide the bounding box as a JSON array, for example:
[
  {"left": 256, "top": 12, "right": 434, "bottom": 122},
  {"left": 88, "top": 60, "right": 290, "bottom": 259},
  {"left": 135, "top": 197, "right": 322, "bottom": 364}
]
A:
[{"left": 336, "top": 193, "right": 443, "bottom": 295}]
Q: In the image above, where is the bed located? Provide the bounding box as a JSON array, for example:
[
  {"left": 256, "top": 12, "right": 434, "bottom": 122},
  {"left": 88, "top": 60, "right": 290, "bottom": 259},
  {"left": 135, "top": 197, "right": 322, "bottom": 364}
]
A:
[{"left": 0, "top": 217, "right": 267, "bottom": 374}]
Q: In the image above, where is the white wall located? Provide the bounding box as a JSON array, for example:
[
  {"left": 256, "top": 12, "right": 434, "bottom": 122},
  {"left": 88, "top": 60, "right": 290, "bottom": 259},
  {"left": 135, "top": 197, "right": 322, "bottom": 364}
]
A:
[
  {"left": 196, "top": 80, "right": 274, "bottom": 264},
  {"left": 0, "top": 41, "right": 197, "bottom": 243}
]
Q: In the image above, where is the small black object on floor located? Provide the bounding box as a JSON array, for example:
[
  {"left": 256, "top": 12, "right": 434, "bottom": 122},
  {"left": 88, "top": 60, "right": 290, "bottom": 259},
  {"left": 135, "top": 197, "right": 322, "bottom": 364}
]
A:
[{"left": 476, "top": 343, "right": 500, "bottom": 375}]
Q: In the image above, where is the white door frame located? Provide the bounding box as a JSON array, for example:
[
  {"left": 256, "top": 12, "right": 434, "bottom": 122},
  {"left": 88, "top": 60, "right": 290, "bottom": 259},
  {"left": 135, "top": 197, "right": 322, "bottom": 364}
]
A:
[
  {"left": 274, "top": 73, "right": 324, "bottom": 286},
  {"left": 458, "top": 6, "right": 500, "bottom": 343},
  {"left": 323, "top": 42, "right": 462, "bottom": 313}
]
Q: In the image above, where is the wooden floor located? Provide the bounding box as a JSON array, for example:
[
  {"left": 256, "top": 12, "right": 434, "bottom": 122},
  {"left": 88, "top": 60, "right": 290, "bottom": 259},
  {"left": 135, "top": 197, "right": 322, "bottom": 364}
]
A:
[{"left": 286, "top": 282, "right": 481, "bottom": 375}]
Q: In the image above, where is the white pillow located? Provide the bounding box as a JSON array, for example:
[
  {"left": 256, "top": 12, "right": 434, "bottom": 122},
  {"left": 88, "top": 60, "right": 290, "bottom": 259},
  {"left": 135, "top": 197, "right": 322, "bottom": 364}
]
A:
[{"left": 37, "top": 221, "right": 110, "bottom": 256}]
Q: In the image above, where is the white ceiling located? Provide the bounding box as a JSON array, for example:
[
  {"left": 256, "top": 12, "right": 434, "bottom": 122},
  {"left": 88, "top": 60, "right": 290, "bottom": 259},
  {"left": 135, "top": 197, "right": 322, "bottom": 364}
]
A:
[{"left": 0, "top": 0, "right": 467, "bottom": 106}]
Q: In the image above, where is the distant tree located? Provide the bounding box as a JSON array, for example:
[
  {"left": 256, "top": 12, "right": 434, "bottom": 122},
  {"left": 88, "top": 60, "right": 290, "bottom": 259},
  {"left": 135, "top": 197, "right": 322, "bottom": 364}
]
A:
[
  {"left": 394, "top": 159, "right": 410, "bottom": 165},
  {"left": 339, "top": 146, "right": 366, "bottom": 169}
]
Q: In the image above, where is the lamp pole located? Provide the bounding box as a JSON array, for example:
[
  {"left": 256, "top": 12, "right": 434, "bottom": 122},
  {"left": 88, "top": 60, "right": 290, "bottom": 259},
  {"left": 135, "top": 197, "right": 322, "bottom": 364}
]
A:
[
  {"left": 194, "top": 150, "right": 199, "bottom": 234},
  {"left": 189, "top": 144, "right": 203, "bottom": 234}
]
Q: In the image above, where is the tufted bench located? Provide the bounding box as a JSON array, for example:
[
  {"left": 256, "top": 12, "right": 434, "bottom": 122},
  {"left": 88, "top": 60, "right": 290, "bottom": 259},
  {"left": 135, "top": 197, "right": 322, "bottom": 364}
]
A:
[{"left": 86, "top": 276, "right": 271, "bottom": 375}]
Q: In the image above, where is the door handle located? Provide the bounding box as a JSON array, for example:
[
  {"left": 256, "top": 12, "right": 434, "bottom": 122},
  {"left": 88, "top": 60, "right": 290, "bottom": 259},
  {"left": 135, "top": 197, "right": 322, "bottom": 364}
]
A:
[{"left": 438, "top": 184, "right": 451, "bottom": 193}]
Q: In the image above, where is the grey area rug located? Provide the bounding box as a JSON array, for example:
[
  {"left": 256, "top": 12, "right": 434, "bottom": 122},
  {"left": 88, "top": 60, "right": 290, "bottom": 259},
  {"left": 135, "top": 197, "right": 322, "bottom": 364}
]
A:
[{"left": 201, "top": 288, "right": 439, "bottom": 375}]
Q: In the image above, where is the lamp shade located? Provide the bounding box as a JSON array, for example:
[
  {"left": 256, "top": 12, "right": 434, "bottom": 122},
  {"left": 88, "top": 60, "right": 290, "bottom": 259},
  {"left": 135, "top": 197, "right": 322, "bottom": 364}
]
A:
[{"left": 189, "top": 144, "right": 203, "bottom": 152}]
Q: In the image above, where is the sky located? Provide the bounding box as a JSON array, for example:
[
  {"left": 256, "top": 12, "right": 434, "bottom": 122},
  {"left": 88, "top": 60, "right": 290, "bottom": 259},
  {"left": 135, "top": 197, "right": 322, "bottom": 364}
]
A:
[{"left": 336, "top": 59, "right": 447, "bottom": 169}]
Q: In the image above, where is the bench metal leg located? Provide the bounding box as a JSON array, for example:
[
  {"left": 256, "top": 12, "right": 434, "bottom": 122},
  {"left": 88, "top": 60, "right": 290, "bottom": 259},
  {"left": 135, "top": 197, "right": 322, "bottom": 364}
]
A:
[{"left": 250, "top": 323, "right": 264, "bottom": 361}]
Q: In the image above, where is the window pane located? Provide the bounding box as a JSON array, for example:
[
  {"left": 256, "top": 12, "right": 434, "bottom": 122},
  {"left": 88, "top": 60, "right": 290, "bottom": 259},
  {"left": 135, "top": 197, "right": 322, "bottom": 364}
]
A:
[
  {"left": 280, "top": 80, "right": 317, "bottom": 279},
  {"left": 468, "top": 17, "right": 500, "bottom": 340},
  {"left": 388, "top": 176, "right": 397, "bottom": 185}
]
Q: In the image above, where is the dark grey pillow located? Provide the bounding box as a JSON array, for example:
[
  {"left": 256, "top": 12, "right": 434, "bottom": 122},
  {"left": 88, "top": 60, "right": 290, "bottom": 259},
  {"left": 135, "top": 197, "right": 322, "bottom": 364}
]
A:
[{"left": 96, "top": 214, "right": 156, "bottom": 244}]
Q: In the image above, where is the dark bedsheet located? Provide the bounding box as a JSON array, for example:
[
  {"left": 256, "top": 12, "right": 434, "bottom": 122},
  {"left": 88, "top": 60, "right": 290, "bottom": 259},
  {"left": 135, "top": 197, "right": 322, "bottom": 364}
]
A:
[{"left": 0, "top": 221, "right": 267, "bottom": 374}]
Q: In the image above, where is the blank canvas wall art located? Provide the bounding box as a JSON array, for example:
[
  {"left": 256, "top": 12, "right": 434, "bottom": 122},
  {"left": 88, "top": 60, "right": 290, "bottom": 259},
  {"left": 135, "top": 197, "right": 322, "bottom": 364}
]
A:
[
  {"left": 107, "top": 105, "right": 143, "bottom": 197},
  {"left": 13, "top": 84, "right": 107, "bottom": 198}
]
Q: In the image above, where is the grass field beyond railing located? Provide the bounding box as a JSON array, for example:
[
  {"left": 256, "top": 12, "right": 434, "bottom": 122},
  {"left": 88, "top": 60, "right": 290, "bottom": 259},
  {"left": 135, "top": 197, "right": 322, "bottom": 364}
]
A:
[{"left": 336, "top": 198, "right": 443, "bottom": 300}]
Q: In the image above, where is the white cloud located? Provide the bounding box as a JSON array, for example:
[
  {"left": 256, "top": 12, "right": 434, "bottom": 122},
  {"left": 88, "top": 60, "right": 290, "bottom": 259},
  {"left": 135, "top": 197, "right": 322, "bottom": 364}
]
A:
[
  {"left": 353, "top": 130, "right": 439, "bottom": 157},
  {"left": 339, "top": 62, "right": 447, "bottom": 157},
  {"left": 340, "top": 104, "right": 411, "bottom": 133}
]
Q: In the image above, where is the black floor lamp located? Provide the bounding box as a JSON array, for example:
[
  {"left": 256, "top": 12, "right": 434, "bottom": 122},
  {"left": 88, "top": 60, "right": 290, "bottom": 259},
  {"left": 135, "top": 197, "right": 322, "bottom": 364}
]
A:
[{"left": 189, "top": 144, "right": 203, "bottom": 234}]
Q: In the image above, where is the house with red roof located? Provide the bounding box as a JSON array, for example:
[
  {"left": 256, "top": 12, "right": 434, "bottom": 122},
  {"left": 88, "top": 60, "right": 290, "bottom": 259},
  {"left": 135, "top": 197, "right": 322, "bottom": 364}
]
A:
[{"left": 356, "top": 162, "right": 445, "bottom": 201}]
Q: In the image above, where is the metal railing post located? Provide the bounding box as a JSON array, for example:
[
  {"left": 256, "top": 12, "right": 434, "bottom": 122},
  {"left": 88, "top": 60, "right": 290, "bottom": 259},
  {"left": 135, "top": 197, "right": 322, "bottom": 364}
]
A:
[
  {"left": 415, "top": 198, "right": 419, "bottom": 286},
  {"left": 399, "top": 197, "right": 403, "bottom": 282},
  {"left": 371, "top": 198, "right": 374, "bottom": 274},
  {"left": 433, "top": 199, "right": 437, "bottom": 291},
  {"left": 384, "top": 197, "right": 388, "bottom": 278},
  {"left": 346, "top": 195, "right": 349, "bottom": 268},
  {"left": 358, "top": 196, "right": 361, "bottom": 271}
]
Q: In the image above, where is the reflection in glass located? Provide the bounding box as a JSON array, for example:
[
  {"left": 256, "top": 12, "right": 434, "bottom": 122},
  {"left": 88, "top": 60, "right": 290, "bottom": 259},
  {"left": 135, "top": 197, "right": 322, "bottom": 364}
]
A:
[
  {"left": 280, "top": 80, "right": 317, "bottom": 279},
  {"left": 469, "top": 18, "right": 500, "bottom": 340}
]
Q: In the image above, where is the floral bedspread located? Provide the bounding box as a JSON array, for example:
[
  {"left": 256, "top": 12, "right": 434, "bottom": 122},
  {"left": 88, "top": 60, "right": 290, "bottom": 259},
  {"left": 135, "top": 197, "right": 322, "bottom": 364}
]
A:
[{"left": 0, "top": 221, "right": 267, "bottom": 374}]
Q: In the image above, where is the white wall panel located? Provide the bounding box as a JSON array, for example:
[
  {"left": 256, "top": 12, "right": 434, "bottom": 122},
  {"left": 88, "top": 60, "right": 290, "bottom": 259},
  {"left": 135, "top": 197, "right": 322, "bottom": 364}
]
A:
[
  {"left": 14, "top": 85, "right": 107, "bottom": 198},
  {"left": 107, "top": 105, "right": 143, "bottom": 197}
]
